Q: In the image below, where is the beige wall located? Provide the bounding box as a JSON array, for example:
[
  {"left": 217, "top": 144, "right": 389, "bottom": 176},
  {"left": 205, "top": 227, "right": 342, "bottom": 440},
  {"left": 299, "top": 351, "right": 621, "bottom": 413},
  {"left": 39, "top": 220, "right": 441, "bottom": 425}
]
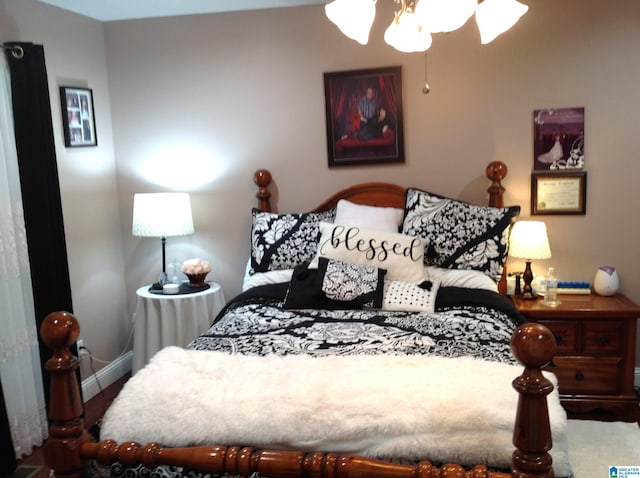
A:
[
  {"left": 105, "top": 0, "right": 640, "bottom": 371},
  {"left": 2, "top": 0, "right": 640, "bottom": 377},
  {"left": 0, "top": 0, "right": 127, "bottom": 378},
  {"left": 104, "top": 1, "right": 640, "bottom": 297}
]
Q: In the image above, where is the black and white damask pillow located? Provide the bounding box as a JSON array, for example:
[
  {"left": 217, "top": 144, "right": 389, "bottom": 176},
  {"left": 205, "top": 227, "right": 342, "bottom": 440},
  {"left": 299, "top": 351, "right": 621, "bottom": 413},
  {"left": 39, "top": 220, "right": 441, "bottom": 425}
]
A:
[
  {"left": 321, "top": 259, "right": 383, "bottom": 307},
  {"left": 402, "top": 188, "right": 520, "bottom": 283},
  {"left": 283, "top": 258, "right": 385, "bottom": 310},
  {"left": 250, "top": 208, "right": 336, "bottom": 274}
]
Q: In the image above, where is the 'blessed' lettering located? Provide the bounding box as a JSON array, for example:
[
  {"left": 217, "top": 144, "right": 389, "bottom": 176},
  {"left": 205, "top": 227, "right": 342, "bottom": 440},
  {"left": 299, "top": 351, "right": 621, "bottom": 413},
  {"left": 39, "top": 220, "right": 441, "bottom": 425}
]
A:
[{"left": 319, "top": 226, "right": 422, "bottom": 263}]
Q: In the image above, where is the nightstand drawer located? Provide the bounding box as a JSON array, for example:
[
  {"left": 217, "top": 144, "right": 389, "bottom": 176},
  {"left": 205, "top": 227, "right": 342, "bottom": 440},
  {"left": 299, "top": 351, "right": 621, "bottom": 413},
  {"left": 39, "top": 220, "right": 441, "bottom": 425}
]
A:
[
  {"left": 539, "top": 320, "right": 578, "bottom": 354},
  {"left": 583, "top": 321, "right": 623, "bottom": 354},
  {"left": 548, "top": 356, "right": 622, "bottom": 395}
]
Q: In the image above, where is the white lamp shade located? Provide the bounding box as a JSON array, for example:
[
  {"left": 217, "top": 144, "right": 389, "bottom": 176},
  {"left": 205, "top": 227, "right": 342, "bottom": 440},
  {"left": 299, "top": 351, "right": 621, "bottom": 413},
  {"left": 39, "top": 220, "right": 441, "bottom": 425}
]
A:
[
  {"left": 475, "top": 0, "right": 528, "bottom": 44},
  {"left": 384, "top": 12, "right": 433, "bottom": 53},
  {"left": 415, "top": 0, "right": 477, "bottom": 34},
  {"left": 509, "top": 221, "right": 552, "bottom": 260},
  {"left": 132, "top": 192, "right": 194, "bottom": 237},
  {"left": 325, "top": 0, "right": 377, "bottom": 45}
]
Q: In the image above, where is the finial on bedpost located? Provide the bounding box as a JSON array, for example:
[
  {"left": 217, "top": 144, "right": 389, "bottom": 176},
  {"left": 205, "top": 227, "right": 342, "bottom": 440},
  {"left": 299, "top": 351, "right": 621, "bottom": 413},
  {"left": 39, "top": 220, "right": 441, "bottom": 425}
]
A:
[
  {"left": 254, "top": 169, "right": 273, "bottom": 212},
  {"left": 40, "top": 311, "right": 89, "bottom": 478},
  {"left": 486, "top": 161, "right": 507, "bottom": 208},
  {"left": 510, "top": 322, "right": 557, "bottom": 478}
]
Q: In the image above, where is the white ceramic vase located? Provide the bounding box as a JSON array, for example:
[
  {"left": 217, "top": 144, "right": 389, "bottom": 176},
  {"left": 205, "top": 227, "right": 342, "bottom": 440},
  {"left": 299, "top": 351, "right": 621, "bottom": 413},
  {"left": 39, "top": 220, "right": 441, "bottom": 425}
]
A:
[{"left": 593, "top": 266, "right": 619, "bottom": 296}]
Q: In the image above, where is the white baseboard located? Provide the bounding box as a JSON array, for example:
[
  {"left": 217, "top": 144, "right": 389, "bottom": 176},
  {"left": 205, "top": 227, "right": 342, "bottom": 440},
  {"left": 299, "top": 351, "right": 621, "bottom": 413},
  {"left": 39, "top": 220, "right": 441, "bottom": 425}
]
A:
[{"left": 81, "top": 351, "right": 132, "bottom": 403}]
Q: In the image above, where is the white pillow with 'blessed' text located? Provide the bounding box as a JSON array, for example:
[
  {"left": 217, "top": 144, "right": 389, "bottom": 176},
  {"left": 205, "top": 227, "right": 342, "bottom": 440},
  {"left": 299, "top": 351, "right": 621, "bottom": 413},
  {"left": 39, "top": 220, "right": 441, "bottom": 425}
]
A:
[{"left": 313, "top": 222, "right": 426, "bottom": 283}]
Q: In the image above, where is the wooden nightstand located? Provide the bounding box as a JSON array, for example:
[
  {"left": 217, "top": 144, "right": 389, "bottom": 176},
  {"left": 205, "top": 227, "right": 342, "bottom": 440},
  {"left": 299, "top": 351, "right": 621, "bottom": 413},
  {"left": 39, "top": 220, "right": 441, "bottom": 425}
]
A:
[{"left": 513, "top": 293, "right": 640, "bottom": 422}]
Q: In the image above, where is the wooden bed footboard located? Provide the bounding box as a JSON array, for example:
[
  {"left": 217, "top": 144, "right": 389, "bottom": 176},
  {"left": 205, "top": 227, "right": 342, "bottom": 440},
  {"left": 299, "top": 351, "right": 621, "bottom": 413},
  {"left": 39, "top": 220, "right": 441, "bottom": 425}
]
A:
[{"left": 40, "top": 312, "right": 556, "bottom": 478}]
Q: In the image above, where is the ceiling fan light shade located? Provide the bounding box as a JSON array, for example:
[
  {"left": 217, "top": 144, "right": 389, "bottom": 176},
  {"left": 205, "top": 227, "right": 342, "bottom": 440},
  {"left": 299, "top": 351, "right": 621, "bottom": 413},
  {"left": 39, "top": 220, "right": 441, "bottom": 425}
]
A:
[
  {"left": 384, "top": 11, "right": 433, "bottom": 53},
  {"left": 415, "top": 0, "right": 477, "bottom": 33},
  {"left": 325, "top": 0, "right": 377, "bottom": 45},
  {"left": 475, "top": 0, "right": 529, "bottom": 44}
]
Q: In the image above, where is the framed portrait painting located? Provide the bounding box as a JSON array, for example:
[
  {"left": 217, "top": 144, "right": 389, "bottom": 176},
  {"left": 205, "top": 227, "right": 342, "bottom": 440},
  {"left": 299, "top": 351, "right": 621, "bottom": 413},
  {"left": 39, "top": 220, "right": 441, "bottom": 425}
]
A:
[
  {"left": 60, "top": 86, "right": 97, "bottom": 147},
  {"left": 323, "top": 66, "right": 404, "bottom": 168}
]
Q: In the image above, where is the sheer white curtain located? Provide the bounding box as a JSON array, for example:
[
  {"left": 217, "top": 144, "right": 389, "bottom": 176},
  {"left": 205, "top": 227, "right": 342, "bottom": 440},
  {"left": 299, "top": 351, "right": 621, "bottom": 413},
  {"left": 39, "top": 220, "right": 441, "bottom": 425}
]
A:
[{"left": 0, "top": 52, "right": 48, "bottom": 459}]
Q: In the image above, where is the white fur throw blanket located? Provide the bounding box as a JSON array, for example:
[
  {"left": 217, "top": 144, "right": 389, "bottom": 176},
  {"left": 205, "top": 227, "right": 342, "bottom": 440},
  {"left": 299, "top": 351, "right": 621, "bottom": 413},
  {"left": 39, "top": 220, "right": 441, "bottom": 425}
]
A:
[{"left": 102, "top": 347, "right": 571, "bottom": 477}]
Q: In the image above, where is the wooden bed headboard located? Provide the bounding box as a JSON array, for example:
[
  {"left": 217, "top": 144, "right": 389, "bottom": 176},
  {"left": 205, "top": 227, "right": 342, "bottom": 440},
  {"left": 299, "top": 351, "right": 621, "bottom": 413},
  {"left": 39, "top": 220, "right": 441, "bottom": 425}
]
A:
[
  {"left": 254, "top": 161, "right": 510, "bottom": 294},
  {"left": 255, "top": 161, "right": 508, "bottom": 213}
]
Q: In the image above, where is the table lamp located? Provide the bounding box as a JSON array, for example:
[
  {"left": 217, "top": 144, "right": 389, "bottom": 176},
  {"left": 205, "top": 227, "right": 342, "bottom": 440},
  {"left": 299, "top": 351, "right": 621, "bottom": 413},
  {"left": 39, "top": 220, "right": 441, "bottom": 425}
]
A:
[
  {"left": 132, "top": 192, "right": 194, "bottom": 284},
  {"left": 509, "top": 220, "right": 551, "bottom": 300}
]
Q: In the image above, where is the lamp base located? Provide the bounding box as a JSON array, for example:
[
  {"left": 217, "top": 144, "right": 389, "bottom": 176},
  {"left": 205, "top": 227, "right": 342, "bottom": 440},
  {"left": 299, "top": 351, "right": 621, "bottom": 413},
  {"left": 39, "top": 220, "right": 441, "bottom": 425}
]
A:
[{"left": 518, "top": 260, "right": 538, "bottom": 300}]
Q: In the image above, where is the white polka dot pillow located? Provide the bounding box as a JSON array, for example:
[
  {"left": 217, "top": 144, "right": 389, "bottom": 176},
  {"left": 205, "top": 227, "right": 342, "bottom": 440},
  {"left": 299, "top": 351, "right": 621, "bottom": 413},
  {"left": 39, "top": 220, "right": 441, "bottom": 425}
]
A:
[{"left": 383, "top": 279, "right": 440, "bottom": 313}]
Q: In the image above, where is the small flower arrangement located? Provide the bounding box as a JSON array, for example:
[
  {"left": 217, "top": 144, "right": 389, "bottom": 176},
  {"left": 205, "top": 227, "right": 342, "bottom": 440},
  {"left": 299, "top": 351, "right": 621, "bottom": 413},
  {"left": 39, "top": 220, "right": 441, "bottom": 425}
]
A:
[
  {"left": 181, "top": 258, "right": 211, "bottom": 275},
  {"left": 182, "top": 258, "right": 211, "bottom": 287}
]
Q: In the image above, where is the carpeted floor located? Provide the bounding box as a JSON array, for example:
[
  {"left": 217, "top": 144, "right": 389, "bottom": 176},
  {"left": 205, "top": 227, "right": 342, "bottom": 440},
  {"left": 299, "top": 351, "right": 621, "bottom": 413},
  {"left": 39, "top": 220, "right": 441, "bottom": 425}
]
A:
[
  {"left": 566, "top": 420, "right": 640, "bottom": 477},
  {"left": 4, "top": 466, "right": 41, "bottom": 478}
]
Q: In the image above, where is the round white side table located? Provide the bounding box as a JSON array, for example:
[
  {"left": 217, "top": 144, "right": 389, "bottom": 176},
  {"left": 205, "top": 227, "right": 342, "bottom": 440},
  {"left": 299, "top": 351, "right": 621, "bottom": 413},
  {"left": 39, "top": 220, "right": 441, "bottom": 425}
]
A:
[{"left": 132, "top": 282, "right": 225, "bottom": 374}]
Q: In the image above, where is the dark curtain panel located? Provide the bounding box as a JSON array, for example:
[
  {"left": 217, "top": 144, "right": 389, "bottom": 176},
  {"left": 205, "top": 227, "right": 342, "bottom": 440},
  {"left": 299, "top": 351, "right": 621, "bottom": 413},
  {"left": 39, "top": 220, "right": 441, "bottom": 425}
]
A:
[
  {"left": 0, "top": 378, "right": 17, "bottom": 474},
  {"left": 5, "top": 42, "right": 74, "bottom": 408}
]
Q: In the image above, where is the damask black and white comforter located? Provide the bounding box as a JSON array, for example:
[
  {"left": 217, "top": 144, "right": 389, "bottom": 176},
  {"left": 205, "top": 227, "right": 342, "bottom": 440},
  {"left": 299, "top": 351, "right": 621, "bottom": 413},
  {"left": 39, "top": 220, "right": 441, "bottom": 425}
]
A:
[
  {"left": 187, "top": 283, "right": 523, "bottom": 363},
  {"left": 99, "top": 283, "right": 571, "bottom": 478}
]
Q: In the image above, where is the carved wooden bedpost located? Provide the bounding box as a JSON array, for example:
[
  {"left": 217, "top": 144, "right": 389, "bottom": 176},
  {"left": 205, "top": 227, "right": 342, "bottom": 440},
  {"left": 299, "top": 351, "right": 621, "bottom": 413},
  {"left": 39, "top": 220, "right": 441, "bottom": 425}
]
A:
[
  {"left": 485, "top": 160, "right": 509, "bottom": 294},
  {"left": 510, "top": 323, "right": 557, "bottom": 478},
  {"left": 254, "top": 169, "right": 273, "bottom": 212},
  {"left": 486, "top": 161, "right": 507, "bottom": 208},
  {"left": 40, "top": 311, "right": 91, "bottom": 478}
]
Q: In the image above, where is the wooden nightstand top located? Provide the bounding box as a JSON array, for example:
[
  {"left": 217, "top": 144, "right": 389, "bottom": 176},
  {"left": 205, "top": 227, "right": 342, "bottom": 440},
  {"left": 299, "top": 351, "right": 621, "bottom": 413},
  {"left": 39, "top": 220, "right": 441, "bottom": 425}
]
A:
[{"left": 512, "top": 293, "right": 640, "bottom": 319}]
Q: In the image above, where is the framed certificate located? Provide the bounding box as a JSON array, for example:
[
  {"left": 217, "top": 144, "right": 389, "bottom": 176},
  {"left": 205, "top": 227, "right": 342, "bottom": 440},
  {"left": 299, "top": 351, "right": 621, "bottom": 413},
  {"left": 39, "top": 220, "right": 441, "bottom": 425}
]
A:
[{"left": 531, "top": 172, "right": 586, "bottom": 215}]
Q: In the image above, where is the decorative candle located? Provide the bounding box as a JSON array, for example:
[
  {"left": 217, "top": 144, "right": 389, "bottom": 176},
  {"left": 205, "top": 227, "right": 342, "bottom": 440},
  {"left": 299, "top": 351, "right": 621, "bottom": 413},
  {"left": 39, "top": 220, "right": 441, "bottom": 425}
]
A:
[
  {"left": 182, "top": 258, "right": 212, "bottom": 287},
  {"left": 163, "top": 283, "right": 179, "bottom": 295}
]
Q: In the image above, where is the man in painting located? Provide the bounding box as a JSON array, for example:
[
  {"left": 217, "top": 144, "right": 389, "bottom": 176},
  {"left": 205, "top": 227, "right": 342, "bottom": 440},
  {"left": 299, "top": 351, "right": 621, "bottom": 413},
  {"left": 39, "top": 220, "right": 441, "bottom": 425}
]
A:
[
  {"left": 340, "top": 86, "right": 388, "bottom": 141},
  {"left": 357, "top": 107, "right": 390, "bottom": 141}
]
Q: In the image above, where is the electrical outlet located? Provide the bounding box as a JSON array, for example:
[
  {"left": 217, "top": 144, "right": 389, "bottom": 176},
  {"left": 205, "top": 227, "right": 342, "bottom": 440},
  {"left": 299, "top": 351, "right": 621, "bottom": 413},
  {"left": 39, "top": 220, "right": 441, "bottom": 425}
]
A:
[{"left": 77, "top": 339, "right": 89, "bottom": 358}]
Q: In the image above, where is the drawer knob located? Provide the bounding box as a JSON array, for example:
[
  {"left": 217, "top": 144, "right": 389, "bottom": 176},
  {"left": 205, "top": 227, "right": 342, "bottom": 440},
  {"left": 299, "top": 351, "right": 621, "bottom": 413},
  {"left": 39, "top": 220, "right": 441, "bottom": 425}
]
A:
[
  {"left": 575, "top": 372, "right": 585, "bottom": 381},
  {"left": 598, "top": 336, "right": 609, "bottom": 345}
]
